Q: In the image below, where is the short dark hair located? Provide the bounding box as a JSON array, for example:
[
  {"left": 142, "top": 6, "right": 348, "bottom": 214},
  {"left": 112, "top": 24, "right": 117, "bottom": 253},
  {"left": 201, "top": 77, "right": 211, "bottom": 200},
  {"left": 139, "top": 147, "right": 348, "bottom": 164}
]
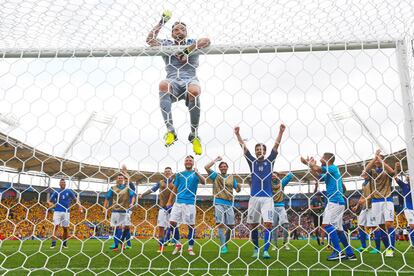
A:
[
  {"left": 218, "top": 161, "right": 228, "bottom": 168},
  {"left": 323, "top": 152, "right": 335, "bottom": 163},
  {"left": 59, "top": 178, "right": 65, "bottom": 182},
  {"left": 172, "top": 21, "right": 187, "bottom": 28},
  {"left": 118, "top": 173, "right": 126, "bottom": 178},
  {"left": 255, "top": 143, "right": 267, "bottom": 151},
  {"left": 186, "top": 155, "right": 194, "bottom": 160},
  {"left": 165, "top": 166, "right": 172, "bottom": 170}
]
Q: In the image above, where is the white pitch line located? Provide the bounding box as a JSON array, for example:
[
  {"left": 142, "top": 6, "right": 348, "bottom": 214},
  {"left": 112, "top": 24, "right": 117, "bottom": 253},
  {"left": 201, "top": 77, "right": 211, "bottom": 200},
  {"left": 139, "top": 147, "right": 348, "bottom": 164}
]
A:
[{"left": 0, "top": 267, "right": 413, "bottom": 274}]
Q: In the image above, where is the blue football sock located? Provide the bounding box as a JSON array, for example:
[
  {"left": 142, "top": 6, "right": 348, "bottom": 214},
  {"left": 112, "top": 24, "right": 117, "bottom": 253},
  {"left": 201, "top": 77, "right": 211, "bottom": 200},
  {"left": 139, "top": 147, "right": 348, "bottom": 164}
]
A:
[
  {"left": 114, "top": 228, "right": 122, "bottom": 248},
  {"left": 338, "top": 230, "right": 353, "bottom": 256},
  {"left": 125, "top": 228, "right": 131, "bottom": 246},
  {"left": 165, "top": 228, "right": 171, "bottom": 242},
  {"left": 263, "top": 229, "right": 271, "bottom": 252},
  {"left": 359, "top": 228, "right": 367, "bottom": 248},
  {"left": 374, "top": 229, "right": 382, "bottom": 250},
  {"left": 324, "top": 225, "right": 341, "bottom": 253},
  {"left": 387, "top": 227, "right": 395, "bottom": 249},
  {"left": 251, "top": 228, "right": 259, "bottom": 250},
  {"left": 409, "top": 229, "right": 414, "bottom": 247},
  {"left": 381, "top": 229, "right": 390, "bottom": 249},
  {"left": 188, "top": 226, "right": 195, "bottom": 247},
  {"left": 171, "top": 226, "right": 180, "bottom": 244}
]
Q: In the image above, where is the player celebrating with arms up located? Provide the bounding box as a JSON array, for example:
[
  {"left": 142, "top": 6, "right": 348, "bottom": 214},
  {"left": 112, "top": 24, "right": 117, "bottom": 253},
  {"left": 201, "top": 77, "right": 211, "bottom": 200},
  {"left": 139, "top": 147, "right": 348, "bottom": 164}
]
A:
[
  {"left": 301, "top": 153, "right": 356, "bottom": 261},
  {"left": 147, "top": 11, "right": 211, "bottom": 155},
  {"left": 234, "top": 123, "right": 286, "bottom": 259}
]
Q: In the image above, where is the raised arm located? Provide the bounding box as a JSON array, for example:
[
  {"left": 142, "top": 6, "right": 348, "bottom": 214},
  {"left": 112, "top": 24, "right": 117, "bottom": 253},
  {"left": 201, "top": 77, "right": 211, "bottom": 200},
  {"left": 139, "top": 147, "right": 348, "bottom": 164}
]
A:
[
  {"left": 234, "top": 126, "right": 248, "bottom": 154},
  {"left": 300, "top": 156, "right": 322, "bottom": 175},
  {"left": 204, "top": 156, "right": 222, "bottom": 173},
  {"left": 272, "top": 124, "right": 286, "bottom": 152},
  {"left": 166, "top": 185, "right": 177, "bottom": 207},
  {"left": 362, "top": 149, "right": 381, "bottom": 179},
  {"left": 146, "top": 11, "right": 172, "bottom": 46},
  {"left": 194, "top": 168, "right": 206, "bottom": 185}
]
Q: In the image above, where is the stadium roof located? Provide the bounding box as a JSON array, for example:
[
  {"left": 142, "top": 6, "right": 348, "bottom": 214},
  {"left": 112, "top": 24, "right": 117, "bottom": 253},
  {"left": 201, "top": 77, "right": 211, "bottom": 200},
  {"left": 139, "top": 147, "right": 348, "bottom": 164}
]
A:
[{"left": 0, "top": 132, "right": 407, "bottom": 184}]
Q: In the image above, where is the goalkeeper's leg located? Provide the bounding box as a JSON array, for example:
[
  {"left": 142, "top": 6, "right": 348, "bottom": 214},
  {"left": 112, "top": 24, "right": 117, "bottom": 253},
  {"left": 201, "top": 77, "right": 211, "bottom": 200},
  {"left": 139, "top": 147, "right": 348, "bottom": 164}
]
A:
[{"left": 187, "top": 83, "right": 202, "bottom": 155}]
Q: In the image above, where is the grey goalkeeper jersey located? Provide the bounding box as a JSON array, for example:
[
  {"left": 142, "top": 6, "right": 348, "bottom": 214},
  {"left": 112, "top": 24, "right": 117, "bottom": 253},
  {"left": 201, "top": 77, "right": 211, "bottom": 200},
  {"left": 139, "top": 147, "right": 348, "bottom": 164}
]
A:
[{"left": 160, "top": 39, "right": 199, "bottom": 80}]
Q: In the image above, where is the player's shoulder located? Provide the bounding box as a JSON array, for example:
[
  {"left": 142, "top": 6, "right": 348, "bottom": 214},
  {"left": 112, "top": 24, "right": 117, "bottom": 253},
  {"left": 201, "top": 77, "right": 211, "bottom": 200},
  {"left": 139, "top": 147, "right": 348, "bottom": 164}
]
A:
[{"left": 160, "top": 39, "right": 174, "bottom": 46}]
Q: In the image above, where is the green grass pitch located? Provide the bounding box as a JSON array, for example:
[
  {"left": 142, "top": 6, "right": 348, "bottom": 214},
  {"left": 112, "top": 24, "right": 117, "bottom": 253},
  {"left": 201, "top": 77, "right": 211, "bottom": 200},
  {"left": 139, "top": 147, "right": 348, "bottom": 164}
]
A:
[{"left": 0, "top": 239, "right": 413, "bottom": 275}]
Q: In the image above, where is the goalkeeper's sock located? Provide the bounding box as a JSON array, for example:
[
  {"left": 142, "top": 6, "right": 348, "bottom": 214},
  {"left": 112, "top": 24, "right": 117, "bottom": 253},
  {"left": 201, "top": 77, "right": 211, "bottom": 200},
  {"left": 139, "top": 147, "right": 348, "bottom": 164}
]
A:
[
  {"left": 225, "top": 228, "right": 231, "bottom": 243},
  {"left": 187, "top": 96, "right": 200, "bottom": 136},
  {"left": 251, "top": 228, "right": 259, "bottom": 250},
  {"left": 263, "top": 229, "right": 271, "bottom": 252},
  {"left": 159, "top": 92, "right": 174, "bottom": 132},
  {"left": 387, "top": 227, "right": 395, "bottom": 250},
  {"left": 282, "top": 223, "right": 289, "bottom": 243},
  {"left": 374, "top": 229, "right": 382, "bottom": 250},
  {"left": 324, "top": 225, "right": 341, "bottom": 253},
  {"left": 409, "top": 228, "right": 414, "bottom": 247},
  {"left": 337, "top": 230, "right": 353, "bottom": 256},
  {"left": 359, "top": 228, "right": 367, "bottom": 248},
  {"left": 188, "top": 226, "right": 195, "bottom": 247},
  {"left": 272, "top": 227, "right": 278, "bottom": 246},
  {"left": 218, "top": 228, "right": 226, "bottom": 246}
]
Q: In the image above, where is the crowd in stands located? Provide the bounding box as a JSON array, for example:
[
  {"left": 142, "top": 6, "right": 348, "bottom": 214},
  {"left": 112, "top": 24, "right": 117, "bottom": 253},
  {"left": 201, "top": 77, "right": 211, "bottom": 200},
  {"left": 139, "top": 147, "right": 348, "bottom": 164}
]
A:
[{"left": 0, "top": 197, "right": 410, "bottom": 241}]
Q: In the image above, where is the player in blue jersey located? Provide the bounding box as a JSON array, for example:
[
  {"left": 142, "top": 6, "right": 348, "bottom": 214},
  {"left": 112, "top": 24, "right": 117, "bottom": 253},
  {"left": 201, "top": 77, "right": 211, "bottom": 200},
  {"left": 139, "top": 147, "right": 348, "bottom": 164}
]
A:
[
  {"left": 166, "top": 155, "right": 206, "bottom": 255},
  {"left": 104, "top": 173, "right": 136, "bottom": 251},
  {"left": 147, "top": 11, "right": 211, "bottom": 155},
  {"left": 301, "top": 153, "right": 356, "bottom": 261},
  {"left": 234, "top": 123, "right": 286, "bottom": 259},
  {"left": 47, "top": 179, "right": 81, "bottom": 249},
  {"left": 394, "top": 162, "right": 414, "bottom": 249}
]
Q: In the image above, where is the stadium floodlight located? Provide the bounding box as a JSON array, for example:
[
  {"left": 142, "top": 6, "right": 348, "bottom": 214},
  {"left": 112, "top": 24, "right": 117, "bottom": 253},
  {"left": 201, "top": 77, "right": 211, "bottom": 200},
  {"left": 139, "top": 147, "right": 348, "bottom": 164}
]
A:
[
  {"left": 329, "top": 108, "right": 387, "bottom": 154},
  {"left": 62, "top": 111, "right": 115, "bottom": 158},
  {"left": 0, "top": 113, "right": 19, "bottom": 132}
]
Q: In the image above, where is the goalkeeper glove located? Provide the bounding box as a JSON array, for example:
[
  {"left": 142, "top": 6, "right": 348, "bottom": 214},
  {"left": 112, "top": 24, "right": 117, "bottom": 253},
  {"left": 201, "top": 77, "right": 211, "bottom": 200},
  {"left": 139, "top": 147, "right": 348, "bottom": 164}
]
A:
[{"left": 159, "top": 10, "right": 172, "bottom": 25}]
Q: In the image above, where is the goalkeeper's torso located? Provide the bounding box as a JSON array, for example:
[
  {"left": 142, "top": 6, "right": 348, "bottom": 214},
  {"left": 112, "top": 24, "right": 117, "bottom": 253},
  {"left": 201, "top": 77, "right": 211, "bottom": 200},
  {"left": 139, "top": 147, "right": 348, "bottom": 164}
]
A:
[{"left": 161, "top": 39, "right": 199, "bottom": 80}]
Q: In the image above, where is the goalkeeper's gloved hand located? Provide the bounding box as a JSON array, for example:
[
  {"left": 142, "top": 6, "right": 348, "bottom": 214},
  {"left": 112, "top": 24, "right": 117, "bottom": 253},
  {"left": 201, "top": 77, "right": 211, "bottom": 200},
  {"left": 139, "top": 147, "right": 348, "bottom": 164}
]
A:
[
  {"left": 175, "top": 48, "right": 191, "bottom": 63},
  {"left": 159, "top": 10, "right": 172, "bottom": 25}
]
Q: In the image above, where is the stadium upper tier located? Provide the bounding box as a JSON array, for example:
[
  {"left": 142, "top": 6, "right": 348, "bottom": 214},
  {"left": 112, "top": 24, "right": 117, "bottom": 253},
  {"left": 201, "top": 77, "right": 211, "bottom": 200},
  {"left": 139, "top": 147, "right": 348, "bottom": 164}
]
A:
[{"left": 0, "top": 132, "right": 407, "bottom": 184}]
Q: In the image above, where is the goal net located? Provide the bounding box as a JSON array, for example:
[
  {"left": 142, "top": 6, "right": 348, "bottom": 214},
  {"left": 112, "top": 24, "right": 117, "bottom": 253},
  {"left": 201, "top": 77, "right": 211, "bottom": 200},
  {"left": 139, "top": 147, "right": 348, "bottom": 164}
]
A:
[{"left": 1, "top": 0, "right": 414, "bottom": 275}]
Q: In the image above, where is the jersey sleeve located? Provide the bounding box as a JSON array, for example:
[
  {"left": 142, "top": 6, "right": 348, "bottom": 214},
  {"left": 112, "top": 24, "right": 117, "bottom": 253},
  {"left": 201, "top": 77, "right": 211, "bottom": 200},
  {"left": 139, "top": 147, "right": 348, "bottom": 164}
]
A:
[
  {"left": 50, "top": 191, "right": 57, "bottom": 203},
  {"left": 151, "top": 183, "right": 161, "bottom": 192},
  {"left": 160, "top": 39, "right": 173, "bottom": 46},
  {"left": 105, "top": 188, "right": 113, "bottom": 200},
  {"left": 244, "top": 150, "right": 254, "bottom": 169},
  {"left": 281, "top": 172, "right": 294, "bottom": 187},
  {"left": 267, "top": 149, "right": 278, "bottom": 163},
  {"left": 129, "top": 189, "right": 136, "bottom": 198},
  {"left": 208, "top": 171, "right": 218, "bottom": 181},
  {"left": 396, "top": 178, "right": 408, "bottom": 189},
  {"left": 70, "top": 190, "right": 77, "bottom": 200}
]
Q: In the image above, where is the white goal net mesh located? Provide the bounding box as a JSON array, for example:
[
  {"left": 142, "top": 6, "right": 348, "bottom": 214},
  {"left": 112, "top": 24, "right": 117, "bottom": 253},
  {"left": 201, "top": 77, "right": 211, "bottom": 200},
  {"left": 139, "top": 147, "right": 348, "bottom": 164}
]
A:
[{"left": 1, "top": 0, "right": 414, "bottom": 275}]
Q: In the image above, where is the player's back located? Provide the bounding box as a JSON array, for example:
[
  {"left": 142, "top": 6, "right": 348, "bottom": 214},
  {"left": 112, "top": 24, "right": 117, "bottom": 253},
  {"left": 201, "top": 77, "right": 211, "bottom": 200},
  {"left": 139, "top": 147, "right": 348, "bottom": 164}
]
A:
[{"left": 321, "top": 165, "right": 345, "bottom": 204}]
